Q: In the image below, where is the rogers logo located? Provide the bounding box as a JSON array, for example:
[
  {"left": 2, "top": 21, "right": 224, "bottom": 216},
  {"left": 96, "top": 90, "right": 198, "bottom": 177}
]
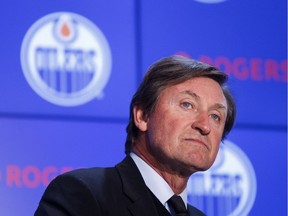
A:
[
  {"left": 177, "top": 52, "right": 287, "bottom": 83},
  {"left": 1, "top": 165, "right": 74, "bottom": 188}
]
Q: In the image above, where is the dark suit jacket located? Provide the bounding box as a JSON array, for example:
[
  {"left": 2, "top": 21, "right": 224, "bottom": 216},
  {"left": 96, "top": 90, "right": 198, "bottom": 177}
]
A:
[{"left": 34, "top": 156, "right": 205, "bottom": 216}]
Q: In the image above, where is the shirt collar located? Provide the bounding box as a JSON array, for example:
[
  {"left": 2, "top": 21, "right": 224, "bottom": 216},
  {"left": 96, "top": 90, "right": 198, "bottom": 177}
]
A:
[{"left": 130, "top": 152, "right": 187, "bottom": 207}]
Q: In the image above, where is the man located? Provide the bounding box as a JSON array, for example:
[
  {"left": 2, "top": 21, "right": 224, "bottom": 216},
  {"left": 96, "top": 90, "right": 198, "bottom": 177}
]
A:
[{"left": 34, "top": 55, "right": 236, "bottom": 216}]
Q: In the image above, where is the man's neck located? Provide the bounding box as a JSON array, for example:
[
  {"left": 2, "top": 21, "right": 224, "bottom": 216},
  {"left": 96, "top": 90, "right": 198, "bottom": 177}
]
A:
[
  {"left": 132, "top": 146, "right": 189, "bottom": 194},
  {"left": 130, "top": 152, "right": 188, "bottom": 208}
]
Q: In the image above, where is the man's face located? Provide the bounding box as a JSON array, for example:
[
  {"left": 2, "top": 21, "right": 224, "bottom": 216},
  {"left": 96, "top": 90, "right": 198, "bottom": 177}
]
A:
[{"left": 140, "top": 77, "right": 227, "bottom": 175}]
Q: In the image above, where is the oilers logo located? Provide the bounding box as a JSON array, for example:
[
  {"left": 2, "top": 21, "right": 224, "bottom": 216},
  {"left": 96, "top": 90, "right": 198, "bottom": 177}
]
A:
[
  {"left": 20, "top": 12, "right": 112, "bottom": 106},
  {"left": 187, "top": 140, "right": 257, "bottom": 216}
]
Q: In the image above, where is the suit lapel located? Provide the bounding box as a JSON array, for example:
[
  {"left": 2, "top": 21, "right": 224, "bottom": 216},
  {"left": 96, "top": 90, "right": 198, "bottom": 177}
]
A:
[{"left": 115, "top": 156, "right": 159, "bottom": 216}]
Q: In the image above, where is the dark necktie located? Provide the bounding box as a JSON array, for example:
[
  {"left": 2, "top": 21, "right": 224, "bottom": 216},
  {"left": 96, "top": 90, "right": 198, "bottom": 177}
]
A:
[{"left": 167, "top": 195, "right": 189, "bottom": 216}]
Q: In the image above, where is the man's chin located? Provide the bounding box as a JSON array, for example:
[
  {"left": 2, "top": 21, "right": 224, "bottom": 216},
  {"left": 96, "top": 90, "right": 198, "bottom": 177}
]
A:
[{"left": 189, "top": 162, "right": 213, "bottom": 173}]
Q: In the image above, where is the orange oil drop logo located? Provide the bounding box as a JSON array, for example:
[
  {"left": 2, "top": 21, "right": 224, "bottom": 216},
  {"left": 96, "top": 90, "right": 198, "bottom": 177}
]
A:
[{"left": 61, "top": 23, "right": 71, "bottom": 38}]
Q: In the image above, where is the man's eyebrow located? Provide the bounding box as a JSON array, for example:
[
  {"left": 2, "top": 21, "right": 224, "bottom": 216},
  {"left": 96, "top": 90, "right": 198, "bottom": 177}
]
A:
[
  {"left": 180, "top": 90, "right": 200, "bottom": 100},
  {"left": 180, "top": 90, "right": 227, "bottom": 111},
  {"left": 212, "top": 103, "right": 227, "bottom": 111}
]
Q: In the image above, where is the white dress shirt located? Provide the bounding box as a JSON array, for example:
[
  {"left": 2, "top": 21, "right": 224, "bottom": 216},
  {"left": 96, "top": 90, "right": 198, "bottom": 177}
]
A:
[{"left": 130, "top": 152, "right": 187, "bottom": 213}]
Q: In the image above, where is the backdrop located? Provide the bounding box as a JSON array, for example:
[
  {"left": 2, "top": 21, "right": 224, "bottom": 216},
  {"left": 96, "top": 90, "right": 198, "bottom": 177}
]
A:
[{"left": 0, "top": 0, "right": 286, "bottom": 215}]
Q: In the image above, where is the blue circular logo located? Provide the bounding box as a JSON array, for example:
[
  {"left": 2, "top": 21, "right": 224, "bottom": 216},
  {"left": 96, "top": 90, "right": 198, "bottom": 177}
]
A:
[
  {"left": 21, "top": 12, "right": 112, "bottom": 106},
  {"left": 187, "top": 140, "right": 257, "bottom": 216}
]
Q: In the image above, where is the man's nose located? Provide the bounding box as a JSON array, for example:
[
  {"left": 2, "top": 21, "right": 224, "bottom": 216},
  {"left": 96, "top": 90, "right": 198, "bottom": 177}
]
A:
[{"left": 191, "top": 112, "right": 211, "bottom": 135}]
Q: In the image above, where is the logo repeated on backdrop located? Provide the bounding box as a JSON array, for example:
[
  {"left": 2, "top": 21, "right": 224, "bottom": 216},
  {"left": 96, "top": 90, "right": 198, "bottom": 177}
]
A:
[
  {"left": 187, "top": 140, "right": 257, "bottom": 216},
  {"left": 21, "top": 12, "right": 112, "bottom": 106},
  {"left": 3, "top": 165, "right": 74, "bottom": 188},
  {"left": 176, "top": 52, "right": 287, "bottom": 83}
]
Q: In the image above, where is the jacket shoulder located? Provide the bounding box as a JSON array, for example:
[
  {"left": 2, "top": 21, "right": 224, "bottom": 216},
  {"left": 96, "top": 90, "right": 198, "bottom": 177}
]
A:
[{"left": 60, "top": 166, "right": 120, "bottom": 192}]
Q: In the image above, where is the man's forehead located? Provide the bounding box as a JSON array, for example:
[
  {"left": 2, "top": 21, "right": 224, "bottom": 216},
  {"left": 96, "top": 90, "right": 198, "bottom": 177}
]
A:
[
  {"left": 179, "top": 89, "right": 227, "bottom": 108},
  {"left": 164, "top": 78, "right": 227, "bottom": 107}
]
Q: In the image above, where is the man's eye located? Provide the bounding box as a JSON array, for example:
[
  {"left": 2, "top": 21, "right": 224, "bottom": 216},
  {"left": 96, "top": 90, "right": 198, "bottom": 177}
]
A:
[
  {"left": 210, "top": 114, "right": 220, "bottom": 121},
  {"left": 181, "top": 102, "right": 192, "bottom": 109}
]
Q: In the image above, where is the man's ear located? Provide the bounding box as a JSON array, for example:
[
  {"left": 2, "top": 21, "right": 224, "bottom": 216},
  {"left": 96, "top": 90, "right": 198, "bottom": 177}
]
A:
[{"left": 133, "top": 106, "right": 148, "bottom": 132}]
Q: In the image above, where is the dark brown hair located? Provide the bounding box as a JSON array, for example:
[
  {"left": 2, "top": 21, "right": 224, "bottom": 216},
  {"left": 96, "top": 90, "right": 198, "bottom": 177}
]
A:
[{"left": 125, "top": 55, "right": 236, "bottom": 154}]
